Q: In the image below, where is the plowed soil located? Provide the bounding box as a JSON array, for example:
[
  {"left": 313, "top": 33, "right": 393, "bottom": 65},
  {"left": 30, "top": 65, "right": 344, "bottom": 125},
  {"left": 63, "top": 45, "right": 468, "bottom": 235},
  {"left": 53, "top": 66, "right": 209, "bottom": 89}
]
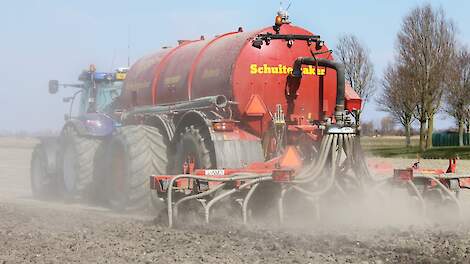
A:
[{"left": 1, "top": 137, "right": 470, "bottom": 264}]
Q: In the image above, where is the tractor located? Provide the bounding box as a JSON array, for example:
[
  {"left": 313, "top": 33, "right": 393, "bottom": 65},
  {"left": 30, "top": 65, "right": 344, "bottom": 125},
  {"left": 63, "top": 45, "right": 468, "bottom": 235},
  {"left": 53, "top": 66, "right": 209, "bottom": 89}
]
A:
[{"left": 30, "top": 66, "right": 127, "bottom": 202}]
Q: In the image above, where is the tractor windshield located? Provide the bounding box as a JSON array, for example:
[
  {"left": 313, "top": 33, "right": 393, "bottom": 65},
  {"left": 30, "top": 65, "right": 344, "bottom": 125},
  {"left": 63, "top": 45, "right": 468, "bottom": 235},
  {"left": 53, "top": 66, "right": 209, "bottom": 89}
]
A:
[
  {"left": 96, "top": 80, "right": 123, "bottom": 111},
  {"left": 78, "top": 80, "right": 123, "bottom": 114}
]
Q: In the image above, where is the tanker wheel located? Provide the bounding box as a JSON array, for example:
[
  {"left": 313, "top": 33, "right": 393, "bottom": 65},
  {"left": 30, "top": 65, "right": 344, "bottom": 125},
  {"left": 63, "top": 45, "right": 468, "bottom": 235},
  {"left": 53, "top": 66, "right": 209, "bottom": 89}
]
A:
[
  {"left": 61, "top": 135, "right": 100, "bottom": 200},
  {"left": 174, "top": 125, "right": 215, "bottom": 222},
  {"left": 175, "top": 125, "right": 213, "bottom": 172},
  {"left": 107, "top": 125, "right": 168, "bottom": 212},
  {"left": 30, "top": 144, "right": 56, "bottom": 198}
]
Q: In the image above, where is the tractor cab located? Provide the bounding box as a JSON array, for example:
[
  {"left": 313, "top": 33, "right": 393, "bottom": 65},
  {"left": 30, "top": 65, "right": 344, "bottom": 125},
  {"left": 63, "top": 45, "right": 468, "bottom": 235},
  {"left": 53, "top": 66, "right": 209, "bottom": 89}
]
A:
[
  {"left": 77, "top": 67, "right": 127, "bottom": 114},
  {"left": 48, "top": 65, "right": 128, "bottom": 117}
]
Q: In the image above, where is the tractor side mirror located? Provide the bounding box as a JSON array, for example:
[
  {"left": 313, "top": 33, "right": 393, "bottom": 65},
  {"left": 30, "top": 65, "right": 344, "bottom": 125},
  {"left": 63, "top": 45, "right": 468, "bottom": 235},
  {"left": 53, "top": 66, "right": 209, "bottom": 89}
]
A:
[{"left": 49, "top": 80, "right": 59, "bottom": 94}]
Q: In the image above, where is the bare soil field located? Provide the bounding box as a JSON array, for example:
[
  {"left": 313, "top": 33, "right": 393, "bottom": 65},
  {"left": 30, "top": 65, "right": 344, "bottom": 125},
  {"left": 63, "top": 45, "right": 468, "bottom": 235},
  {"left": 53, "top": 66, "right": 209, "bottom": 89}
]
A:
[{"left": 2, "top": 137, "right": 470, "bottom": 263}]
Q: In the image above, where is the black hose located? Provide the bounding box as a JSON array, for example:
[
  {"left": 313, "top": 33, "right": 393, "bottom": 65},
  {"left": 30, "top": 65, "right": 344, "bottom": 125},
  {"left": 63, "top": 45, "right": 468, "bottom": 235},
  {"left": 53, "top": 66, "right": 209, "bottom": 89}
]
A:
[{"left": 292, "top": 57, "right": 345, "bottom": 123}]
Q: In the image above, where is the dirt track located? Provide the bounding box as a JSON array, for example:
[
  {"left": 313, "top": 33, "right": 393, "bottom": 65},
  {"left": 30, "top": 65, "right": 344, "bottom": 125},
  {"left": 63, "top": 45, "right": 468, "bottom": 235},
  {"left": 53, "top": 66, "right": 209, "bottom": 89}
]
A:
[{"left": 2, "top": 137, "right": 470, "bottom": 263}]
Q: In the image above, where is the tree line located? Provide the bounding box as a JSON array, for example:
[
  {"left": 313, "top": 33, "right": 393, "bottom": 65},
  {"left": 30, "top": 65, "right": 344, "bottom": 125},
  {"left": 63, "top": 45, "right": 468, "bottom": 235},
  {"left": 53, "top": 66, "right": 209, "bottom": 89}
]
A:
[{"left": 336, "top": 3, "right": 470, "bottom": 150}]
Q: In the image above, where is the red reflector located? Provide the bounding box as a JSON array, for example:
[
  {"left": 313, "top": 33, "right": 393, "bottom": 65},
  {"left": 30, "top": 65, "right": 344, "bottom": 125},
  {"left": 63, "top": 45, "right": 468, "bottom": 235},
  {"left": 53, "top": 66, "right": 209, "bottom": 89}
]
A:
[
  {"left": 393, "top": 168, "right": 413, "bottom": 181},
  {"left": 279, "top": 146, "right": 302, "bottom": 169},
  {"left": 244, "top": 94, "right": 267, "bottom": 117},
  {"left": 212, "top": 121, "right": 235, "bottom": 132}
]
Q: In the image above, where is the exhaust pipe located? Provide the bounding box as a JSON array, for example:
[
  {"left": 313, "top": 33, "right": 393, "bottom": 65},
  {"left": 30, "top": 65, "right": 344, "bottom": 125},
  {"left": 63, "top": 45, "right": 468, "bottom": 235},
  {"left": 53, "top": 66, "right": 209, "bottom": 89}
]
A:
[{"left": 292, "top": 57, "right": 345, "bottom": 124}]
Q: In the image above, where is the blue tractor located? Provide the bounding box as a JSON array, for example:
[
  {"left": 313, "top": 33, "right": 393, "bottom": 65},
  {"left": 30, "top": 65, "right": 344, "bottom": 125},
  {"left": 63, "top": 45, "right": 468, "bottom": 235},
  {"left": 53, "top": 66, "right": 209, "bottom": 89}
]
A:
[{"left": 30, "top": 65, "right": 127, "bottom": 201}]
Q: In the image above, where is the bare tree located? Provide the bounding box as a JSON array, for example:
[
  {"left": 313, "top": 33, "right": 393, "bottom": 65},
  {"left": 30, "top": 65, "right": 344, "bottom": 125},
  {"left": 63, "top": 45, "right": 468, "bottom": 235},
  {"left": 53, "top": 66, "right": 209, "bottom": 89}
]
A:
[
  {"left": 445, "top": 46, "right": 470, "bottom": 146},
  {"left": 380, "top": 116, "right": 396, "bottom": 135},
  {"left": 336, "top": 34, "right": 375, "bottom": 125},
  {"left": 378, "top": 63, "right": 416, "bottom": 147},
  {"left": 397, "top": 4, "right": 456, "bottom": 150},
  {"left": 360, "top": 121, "right": 375, "bottom": 136}
]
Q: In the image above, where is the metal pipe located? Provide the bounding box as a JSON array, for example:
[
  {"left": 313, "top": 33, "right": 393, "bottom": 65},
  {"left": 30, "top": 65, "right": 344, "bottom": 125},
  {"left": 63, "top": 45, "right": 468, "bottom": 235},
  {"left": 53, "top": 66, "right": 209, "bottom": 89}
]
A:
[
  {"left": 278, "top": 186, "right": 291, "bottom": 224},
  {"left": 204, "top": 189, "right": 236, "bottom": 224},
  {"left": 124, "top": 95, "right": 228, "bottom": 118},
  {"left": 242, "top": 183, "right": 260, "bottom": 224},
  {"left": 166, "top": 173, "right": 270, "bottom": 227},
  {"left": 413, "top": 174, "right": 462, "bottom": 217},
  {"left": 292, "top": 58, "right": 345, "bottom": 123},
  {"left": 406, "top": 180, "right": 426, "bottom": 216},
  {"left": 174, "top": 183, "right": 227, "bottom": 218},
  {"left": 414, "top": 173, "right": 470, "bottom": 180},
  {"left": 204, "top": 177, "right": 271, "bottom": 224}
]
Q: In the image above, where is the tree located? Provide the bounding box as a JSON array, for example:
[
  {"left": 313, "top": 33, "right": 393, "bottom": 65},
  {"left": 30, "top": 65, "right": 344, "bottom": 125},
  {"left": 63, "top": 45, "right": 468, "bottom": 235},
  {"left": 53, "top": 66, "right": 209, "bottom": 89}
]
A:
[
  {"left": 445, "top": 47, "right": 470, "bottom": 146},
  {"left": 335, "top": 34, "right": 375, "bottom": 125},
  {"left": 378, "top": 63, "right": 416, "bottom": 147},
  {"left": 360, "top": 121, "right": 375, "bottom": 136},
  {"left": 380, "top": 116, "right": 396, "bottom": 135},
  {"left": 396, "top": 4, "right": 456, "bottom": 150}
]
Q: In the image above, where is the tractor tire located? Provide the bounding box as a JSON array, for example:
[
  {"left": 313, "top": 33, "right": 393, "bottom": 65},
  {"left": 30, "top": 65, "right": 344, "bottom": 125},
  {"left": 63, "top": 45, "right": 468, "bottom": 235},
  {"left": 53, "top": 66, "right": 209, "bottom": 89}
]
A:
[
  {"left": 107, "top": 125, "right": 168, "bottom": 212},
  {"left": 61, "top": 135, "right": 100, "bottom": 199},
  {"left": 30, "top": 144, "right": 56, "bottom": 198},
  {"left": 90, "top": 139, "right": 112, "bottom": 205}
]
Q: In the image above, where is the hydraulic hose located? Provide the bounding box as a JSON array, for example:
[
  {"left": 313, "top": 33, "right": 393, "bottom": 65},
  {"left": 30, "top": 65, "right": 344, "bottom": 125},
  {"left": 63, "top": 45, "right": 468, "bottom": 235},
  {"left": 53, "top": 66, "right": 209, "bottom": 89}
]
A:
[
  {"left": 292, "top": 57, "right": 345, "bottom": 124},
  {"left": 293, "top": 134, "right": 334, "bottom": 182}
]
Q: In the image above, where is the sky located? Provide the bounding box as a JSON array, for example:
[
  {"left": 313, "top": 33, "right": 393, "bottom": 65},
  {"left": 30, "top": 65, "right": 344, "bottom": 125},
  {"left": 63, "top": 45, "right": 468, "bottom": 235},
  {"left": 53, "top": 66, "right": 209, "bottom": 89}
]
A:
[{"left": 1, "top": 0, "right": 469, "bottom": 133}]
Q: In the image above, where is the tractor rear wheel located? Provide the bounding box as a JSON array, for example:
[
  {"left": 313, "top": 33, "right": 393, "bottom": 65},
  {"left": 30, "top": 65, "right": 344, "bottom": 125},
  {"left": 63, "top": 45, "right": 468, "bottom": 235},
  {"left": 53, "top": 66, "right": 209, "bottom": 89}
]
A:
[
  {"left": 30, "top": 144, "right": 56, "bottom": 198},
  {"left": 61, "top": 136, "right": 100, "bottom": 199},
  {"left": 107, "top": 125, "right": 168, "bottom": 212}
]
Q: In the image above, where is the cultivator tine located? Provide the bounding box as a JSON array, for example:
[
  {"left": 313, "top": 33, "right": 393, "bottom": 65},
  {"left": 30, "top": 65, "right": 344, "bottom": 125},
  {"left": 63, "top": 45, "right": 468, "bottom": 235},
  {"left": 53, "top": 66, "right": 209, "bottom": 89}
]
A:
[
  {"left": 166, "top": 174, "right": 272, "bottom": 227},
  {"left": 242, "top": 183, "right": 259, "bottom": 224},
  {"left": 160, "top": 128, "right": 468, "bottom": 227},
  {"left": 406, "top": 180, "right": 426, "bottom": 216},
  {"left": 278, "top": 186, "right": 289, "bottom": 224},
  {"left": 205, "top": 189, "right": 236, "bottom": 224},
  {"left": 173, "top": 183, "right": 226, "bottom": 219},
  {"left": 414, "top": 174, "right": 462, "bottom": 218}
]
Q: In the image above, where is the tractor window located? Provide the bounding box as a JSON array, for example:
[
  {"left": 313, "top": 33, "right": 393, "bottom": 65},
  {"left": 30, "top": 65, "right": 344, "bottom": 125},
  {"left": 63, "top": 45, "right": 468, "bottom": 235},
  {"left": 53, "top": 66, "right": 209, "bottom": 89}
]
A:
[
  {"left": 96, "top": 80, "right": 123, "bottom": 112},
  {"left": 75, "top": 80, "right": 123, "bottom": 115},
  {"left": 78, "top": 88, "right": 90, "bottom": 115}
]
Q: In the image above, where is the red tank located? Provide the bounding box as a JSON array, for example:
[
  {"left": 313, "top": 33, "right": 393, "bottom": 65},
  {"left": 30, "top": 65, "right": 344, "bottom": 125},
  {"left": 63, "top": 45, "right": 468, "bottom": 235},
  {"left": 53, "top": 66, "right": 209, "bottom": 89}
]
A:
[{"left": 122, "top": 23, "right": 359, "bottom": 134}]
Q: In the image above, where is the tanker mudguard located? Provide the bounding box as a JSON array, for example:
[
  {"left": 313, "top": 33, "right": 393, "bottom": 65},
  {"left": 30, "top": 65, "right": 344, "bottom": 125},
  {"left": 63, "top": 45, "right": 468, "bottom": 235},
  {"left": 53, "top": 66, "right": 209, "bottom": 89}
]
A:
[
  {"left": 173, "top": 110, "right": 264, "bottom": 168},
  {"left": 65, "top": 113, "right": 117, "bottom": 137},
  {"left": 145, "top": 114, "right": 175, "bottom": 141},
  {"left": 211, "top": 129, "right": 264, "bottom": 169}
]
